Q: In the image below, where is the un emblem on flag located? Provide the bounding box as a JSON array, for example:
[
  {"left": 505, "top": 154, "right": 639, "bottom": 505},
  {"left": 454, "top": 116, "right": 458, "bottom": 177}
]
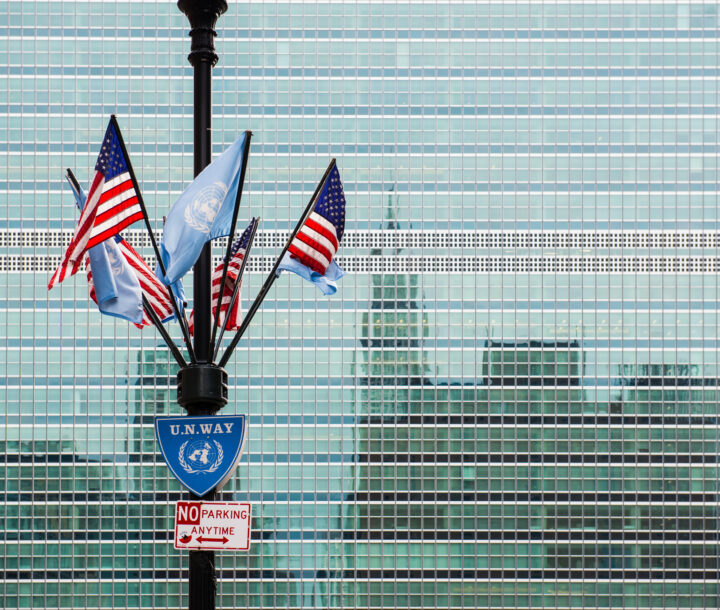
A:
[
  {"left": 184, "top": 181, "right": 227, "bottom": 233},
  {"left": 105, "top": 246, "right": 125, "bottom": 276},
  {"left": 155, "top": 415, "right": 247, "bottom": 497}
]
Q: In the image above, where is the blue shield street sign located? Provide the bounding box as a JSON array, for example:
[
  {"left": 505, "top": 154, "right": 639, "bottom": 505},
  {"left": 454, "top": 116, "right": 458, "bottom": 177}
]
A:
[{"left": 155, "top": 415, "right": 247, "bottom": 497}]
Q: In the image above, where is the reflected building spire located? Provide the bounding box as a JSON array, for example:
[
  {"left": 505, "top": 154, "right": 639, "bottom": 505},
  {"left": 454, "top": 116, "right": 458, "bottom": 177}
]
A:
[{"left": 356, "top": 186, "right": 432, "bottom": 414}]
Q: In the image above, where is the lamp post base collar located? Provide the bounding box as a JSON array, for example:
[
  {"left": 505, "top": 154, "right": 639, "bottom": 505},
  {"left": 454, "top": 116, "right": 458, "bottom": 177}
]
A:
[{"left": 177, "top": 364, "right": 228, "bottom": 414}]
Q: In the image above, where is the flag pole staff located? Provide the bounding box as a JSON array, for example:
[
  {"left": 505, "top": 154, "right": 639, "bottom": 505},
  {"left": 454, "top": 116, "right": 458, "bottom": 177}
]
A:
[
  {"left": 109, "top": 115, "right": 197, "bottom": 364},
  {"left": 65, "top": 168, "right": 83, "bottom": 197},
  {"left": 212, "top": 216, "right": 260, "bottom": 363},
  {"left": 66, "top": 169, "right": 188, "bottom": 368},
  {"left": 218, "top": 159, "right": 336, "bottom": 368},
  {"left": 141, "top": 295, "right": 188, "bottom": 368},
  {"left": 209, "top": 131, "right": 253, "bottom": 355}
]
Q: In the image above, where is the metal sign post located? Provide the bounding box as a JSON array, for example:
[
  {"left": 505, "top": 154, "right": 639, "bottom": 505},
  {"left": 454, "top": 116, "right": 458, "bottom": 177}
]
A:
[{"left": 176, "top": 2, "right": 228, "bottom": 609}]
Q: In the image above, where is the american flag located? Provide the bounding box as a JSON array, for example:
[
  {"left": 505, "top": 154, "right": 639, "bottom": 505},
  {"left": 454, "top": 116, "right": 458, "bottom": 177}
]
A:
[
  {"left": 189, "top": 218, "right": 256, "bottom": 335},
  {"left": 49, "top": 118, "right": 144, "bottom": 290},
  {"left": 287, "top": 163, "right": 345, "bottom": 275},
  {"left": 86, "top": 236, "right": 176, "bottom": 328}
]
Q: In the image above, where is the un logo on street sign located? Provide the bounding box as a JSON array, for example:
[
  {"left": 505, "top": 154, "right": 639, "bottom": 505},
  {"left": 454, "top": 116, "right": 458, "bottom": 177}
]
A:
[{"left": 155, "top": 415, "right": 247, "bottom": 497}]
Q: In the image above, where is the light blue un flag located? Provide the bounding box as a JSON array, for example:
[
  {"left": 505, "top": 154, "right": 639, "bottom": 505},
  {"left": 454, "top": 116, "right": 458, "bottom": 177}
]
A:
[
  {"left": 68, "top": 175, "right": 144, "bottom": 324},
  {"left": 277, "top": 254, "right": 345, "bottom": 295},
  {"left": 157, "top": 133, "right": 249, "bottom": 285}
]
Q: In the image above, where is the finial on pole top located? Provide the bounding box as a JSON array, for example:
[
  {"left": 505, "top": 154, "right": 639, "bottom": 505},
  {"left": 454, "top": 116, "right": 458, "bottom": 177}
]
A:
[{"left": 177, "top": 0, "right": 228, "bottom": 66}]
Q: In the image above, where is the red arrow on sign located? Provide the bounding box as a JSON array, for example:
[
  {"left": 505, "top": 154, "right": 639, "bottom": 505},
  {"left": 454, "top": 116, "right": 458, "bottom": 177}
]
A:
[{"left": 196, "top": 536, "right": 229, "bottom": 544}]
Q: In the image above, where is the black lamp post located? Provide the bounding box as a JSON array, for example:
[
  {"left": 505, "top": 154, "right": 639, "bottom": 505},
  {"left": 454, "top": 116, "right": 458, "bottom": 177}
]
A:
[{"left": 176, "top": 1, "right": 228, "bottom": 608}]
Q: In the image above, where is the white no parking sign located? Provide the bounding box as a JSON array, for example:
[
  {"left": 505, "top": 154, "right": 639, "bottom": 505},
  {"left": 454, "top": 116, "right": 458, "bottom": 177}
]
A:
[{"left": 174, "top": 501, "right": 251, "bottom": 551}]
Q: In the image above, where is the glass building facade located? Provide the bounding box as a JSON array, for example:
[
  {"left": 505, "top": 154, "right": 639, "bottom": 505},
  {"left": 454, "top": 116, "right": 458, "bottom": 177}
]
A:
[{"left": 1, "top": 1, "right": 720, "bottom": 608}]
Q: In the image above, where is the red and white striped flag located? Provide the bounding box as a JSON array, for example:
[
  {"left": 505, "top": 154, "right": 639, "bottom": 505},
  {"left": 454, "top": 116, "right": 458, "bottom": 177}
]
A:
[
  {"left": 285, "top": 163, "right": 345, "bottom": 275},
  {"left": 277, "top": 163, "right": 346, "bottom": 295},
  {"left": 49, "top": 118, "right": 144, "bottom": 290},
  {"left": 189, "top": 219, "right": 256, "bottom": 335}
]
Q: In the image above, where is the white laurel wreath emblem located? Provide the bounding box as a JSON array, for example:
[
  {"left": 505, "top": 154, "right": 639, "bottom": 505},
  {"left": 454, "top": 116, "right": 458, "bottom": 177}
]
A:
[
  {"left": 178, "top": 440, "right": 224, "bottom": 474},
  {"left": 183, "top": 181, "right": 227, "bottom": 233}
]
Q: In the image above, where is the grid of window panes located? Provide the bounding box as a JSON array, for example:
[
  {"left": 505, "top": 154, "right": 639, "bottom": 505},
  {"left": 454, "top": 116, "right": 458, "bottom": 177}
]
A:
[{"left": 1, "top": 1, "right": 719, "bottom": 609}]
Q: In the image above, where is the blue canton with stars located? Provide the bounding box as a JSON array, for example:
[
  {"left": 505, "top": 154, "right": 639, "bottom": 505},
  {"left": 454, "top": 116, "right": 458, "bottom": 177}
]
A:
[
  {"left": 95, "top": 121, "right": 129, "bottom": 180},
  {"left": 313, "top": 164, "right": 346, "bottom": 241},
  {"left": 229, "top": 218, "right": 256, "bottom": 259}
]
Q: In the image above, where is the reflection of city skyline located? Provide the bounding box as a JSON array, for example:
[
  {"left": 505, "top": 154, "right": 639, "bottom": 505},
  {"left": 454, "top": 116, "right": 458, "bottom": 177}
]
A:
[
  {"left": 7, "top": 202, "right": 720, "bottom": 608},
  {"left": 2, "top": 300, "right": 719, "bottom": 606},
  {"left": 3, "top": 240, "right": 720, "bottom": 607},
  {"left": 345, "top": 197, "right": 720, "bottom": 604}
]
